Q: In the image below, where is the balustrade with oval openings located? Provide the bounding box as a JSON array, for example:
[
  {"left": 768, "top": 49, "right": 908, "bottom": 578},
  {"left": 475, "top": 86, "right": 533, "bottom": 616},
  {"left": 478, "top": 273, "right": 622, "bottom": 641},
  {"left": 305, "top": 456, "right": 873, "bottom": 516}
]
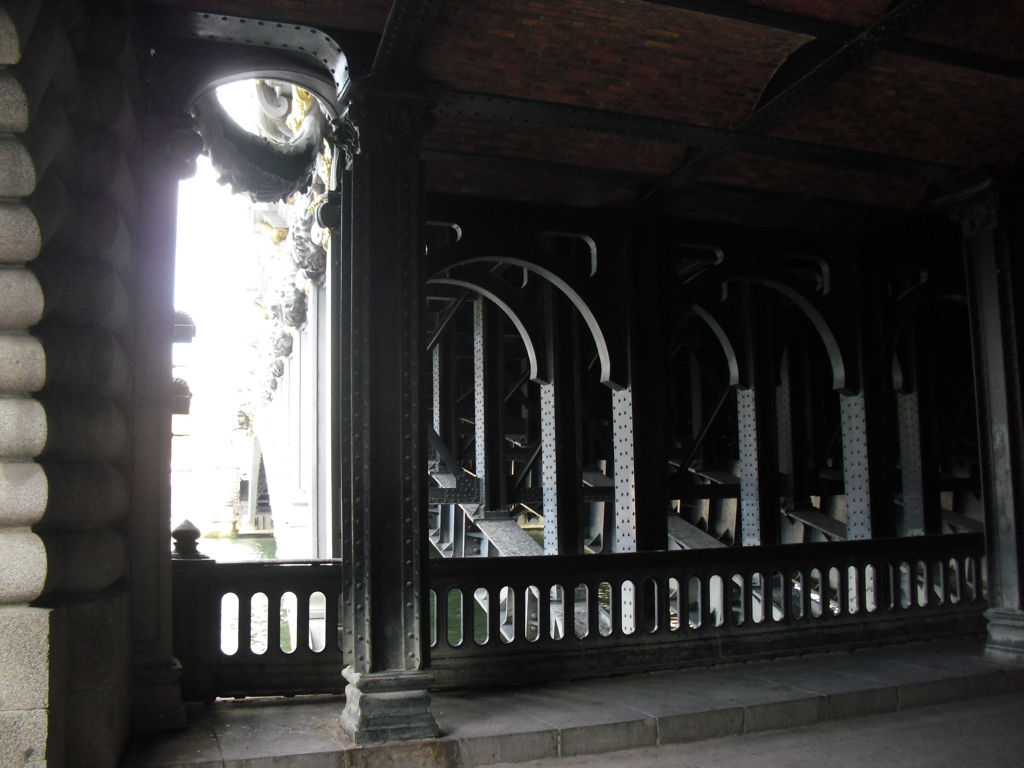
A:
[
  {"left": 426, "top": 534, "right": 986, "bottom": 687},
  {"left": 176, "top": 531, "right": 988, "bottom": 695},
  {"left": 173, "top": 561, "right": 346, "bottom": 700}
]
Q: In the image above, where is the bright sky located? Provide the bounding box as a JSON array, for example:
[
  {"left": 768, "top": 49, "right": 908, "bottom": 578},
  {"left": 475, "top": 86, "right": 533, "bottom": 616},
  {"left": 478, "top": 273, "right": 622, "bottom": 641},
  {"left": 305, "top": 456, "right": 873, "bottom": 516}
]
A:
[
  {"left": 215, "top": 79, "right": 262, "bottom": 134},
  {"left": 171, "top": 150, "right": 261, "bottom": 526},
  {"left": 169, "top": 79, "right": 291, "bottom": 531},
  {"left": 174, "top": 79, "right": 267, "bottom": 456}
]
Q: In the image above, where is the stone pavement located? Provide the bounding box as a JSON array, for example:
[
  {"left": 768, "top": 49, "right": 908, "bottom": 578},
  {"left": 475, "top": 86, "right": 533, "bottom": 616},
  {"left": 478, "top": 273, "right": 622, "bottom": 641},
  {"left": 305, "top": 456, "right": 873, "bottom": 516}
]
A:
[
  {"left": 121, "top": 638, "right": 1024, "bottom": 768},
  {"left": 491, "top": 692, "right": 1024, "bottom": 767}
]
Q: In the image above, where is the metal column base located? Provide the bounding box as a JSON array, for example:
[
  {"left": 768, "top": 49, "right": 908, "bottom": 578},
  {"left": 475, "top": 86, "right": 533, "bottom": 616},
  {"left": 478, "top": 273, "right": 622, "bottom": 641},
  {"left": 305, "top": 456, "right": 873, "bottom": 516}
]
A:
[
  {"left": 340, "top": 667, "right": 439, "bottom": 745},
  {"left": 985, "top": 608, "right": 1024, "bottom": 665}
]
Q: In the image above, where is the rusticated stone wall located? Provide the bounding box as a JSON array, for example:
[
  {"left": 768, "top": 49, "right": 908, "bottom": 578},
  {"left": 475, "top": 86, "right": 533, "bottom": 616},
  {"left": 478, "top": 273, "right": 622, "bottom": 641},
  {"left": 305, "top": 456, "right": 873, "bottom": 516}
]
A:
[{"left": 1, "top": 1, "right": 144, "bottom": 765}]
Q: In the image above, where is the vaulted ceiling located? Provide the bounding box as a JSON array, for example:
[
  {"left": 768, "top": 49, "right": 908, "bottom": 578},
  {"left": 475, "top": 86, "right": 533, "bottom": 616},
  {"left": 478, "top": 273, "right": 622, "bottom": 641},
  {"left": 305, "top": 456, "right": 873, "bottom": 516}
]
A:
[{"left": 145, "top": 0, "right": 1024, "bottom": 231}]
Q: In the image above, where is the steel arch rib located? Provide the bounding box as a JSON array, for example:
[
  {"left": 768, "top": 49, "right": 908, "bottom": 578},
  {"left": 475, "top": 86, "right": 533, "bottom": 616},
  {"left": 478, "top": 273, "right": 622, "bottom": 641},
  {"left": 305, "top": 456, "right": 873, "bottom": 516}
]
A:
[
  {"left": 690, "top": 305, "right": 742, "bottom": 388},
  {"left": 675, "top": 265, "right": 849, "bottom": 393},
  {"left": 427, "top": 265, "right": 549, "bottom": 384},
  {"left": 425, "top": 245, "right": 627, "bottom": 389}
]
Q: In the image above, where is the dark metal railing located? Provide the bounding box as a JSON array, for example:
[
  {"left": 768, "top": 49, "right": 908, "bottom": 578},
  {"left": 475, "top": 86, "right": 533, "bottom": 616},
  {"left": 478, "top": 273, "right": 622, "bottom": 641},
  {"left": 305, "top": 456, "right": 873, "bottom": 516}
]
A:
[
  {"left": 426, "top": 533, "right": 987, "bottom": 687},
  {"left": 172, "top": 534, "right": 985, "bottom": 697},
  {"left": 172, "top": 558, "right": 345, "bottom": 701}
]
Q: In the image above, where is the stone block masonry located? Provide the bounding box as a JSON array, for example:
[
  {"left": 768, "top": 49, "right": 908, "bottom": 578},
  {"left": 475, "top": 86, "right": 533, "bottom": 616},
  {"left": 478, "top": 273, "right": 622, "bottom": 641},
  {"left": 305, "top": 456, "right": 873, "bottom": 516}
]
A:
[{"left": 0, "top": 1, "right": 147, "bottom": 764}]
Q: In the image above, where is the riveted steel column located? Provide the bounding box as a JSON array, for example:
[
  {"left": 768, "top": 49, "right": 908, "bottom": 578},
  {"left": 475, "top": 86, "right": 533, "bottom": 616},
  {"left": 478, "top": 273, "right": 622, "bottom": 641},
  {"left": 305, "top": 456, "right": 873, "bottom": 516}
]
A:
[
  {"left": 956, "top": 186, "right": 1024, "bottom": 663},
  {"left": 894, "top": 318, "right": 941, "bottom": 536},
  {"left": 621, "top": 217, "right": 669, "bottom": 552},
  {"left": 896, "top": 390, "right": 926, "bottom": 535},
  {"left": 840, "top": 393, "right": 871, "bottom": 539},
  {"left": 914, "top": 321, "right": 945, "bottom": 535},
  {"left": 474, "top": 298, "right": 507, "bottom": 516},
  {"left": 776, "top": 348, "right": 795, "bottom": 510},
  {"left": 436, "top": 327, "right": 458, "bottom": 453},
  {"left": 842, "top": 248, "right": 898, "bottom": 540},
  {"left": 337, "top": 76, "right": 438, "bottom": 743},
  {"left": 612, "top": 388, "right": 637, "bottom": 552},
  {"left": 786, "top": 332, "right": 816, "bottom": 509}
]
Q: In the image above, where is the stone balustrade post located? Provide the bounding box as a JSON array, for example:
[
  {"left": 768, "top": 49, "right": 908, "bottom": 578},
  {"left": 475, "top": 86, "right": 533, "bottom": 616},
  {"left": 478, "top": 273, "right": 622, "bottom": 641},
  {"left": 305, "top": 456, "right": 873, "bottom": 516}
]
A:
[
  {"left": 170, "top": 520, "right": 216, "bottom": 703},
  {"left": 130, "top": 116, "right": 203, "bottom": 729}
]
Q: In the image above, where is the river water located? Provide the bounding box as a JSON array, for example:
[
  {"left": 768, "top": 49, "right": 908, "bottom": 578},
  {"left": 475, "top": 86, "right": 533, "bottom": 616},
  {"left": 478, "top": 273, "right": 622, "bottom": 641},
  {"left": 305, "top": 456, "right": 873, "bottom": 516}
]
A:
[{"left": 196, "top": 536, "right": 278, "bottom": 562}]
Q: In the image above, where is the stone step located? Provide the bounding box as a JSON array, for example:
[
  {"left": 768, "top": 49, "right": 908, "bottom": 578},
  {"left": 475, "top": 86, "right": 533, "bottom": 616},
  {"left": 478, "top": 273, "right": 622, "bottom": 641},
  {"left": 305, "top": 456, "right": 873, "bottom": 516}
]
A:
[
  {"left": 490, "top": 691, "right": 1024, "bottom": 768},
  {"left": 121, "top": 638, "right": 1024, "bottom": 768}
]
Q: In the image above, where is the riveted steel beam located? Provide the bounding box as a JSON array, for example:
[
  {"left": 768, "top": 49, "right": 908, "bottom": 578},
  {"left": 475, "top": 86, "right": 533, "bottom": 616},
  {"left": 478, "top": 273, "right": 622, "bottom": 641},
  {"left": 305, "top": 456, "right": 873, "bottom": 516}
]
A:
[
  {"left": 644, "top": 0, "right": 1024, "bottom": 81},
  {"left": 422, "top": 149, "right": 657, "bottom": 185},
  {"left": 373, "top": 0, "right": 444, "bottom": 74},
  {"left": 661, "top": 0, "right": 957, "bottom": 192},
  {"left": 432, "top": 89, "right": 961, "bottom": 187},
  {"left": 138, "top": 6, "right": 350, "bottom": 108}
]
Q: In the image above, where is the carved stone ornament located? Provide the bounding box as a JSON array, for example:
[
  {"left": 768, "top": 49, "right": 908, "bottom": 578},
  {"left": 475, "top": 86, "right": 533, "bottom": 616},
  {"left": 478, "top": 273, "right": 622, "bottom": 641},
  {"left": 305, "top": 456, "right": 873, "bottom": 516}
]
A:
[
  {"left": 285, "top": 185, "right": 328, "bottom": 280},
  {"left": 332, "top": 117, "right": 361, "bottom": 171},
  {"left": 143, "top": 118, "right": 204, "bottom": 180},
  {"left": 244, "top": 269, "right": 311, "bottom": 408},
  {"left": 191, "top": 92, "right": 321, "bottom": 203},
  {"left": 949, "top": 189, "right": 999, "bottom": 236},
  {"left": 171, "top": 378, "right": 193, "bottom": 417}
]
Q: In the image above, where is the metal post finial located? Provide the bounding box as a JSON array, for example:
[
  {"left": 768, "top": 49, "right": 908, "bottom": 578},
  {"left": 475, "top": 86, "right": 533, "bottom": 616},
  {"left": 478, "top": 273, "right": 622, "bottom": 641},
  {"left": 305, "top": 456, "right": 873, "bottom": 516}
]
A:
[{"left": 171, "top": 519, "right": 208, "bottom": 559}]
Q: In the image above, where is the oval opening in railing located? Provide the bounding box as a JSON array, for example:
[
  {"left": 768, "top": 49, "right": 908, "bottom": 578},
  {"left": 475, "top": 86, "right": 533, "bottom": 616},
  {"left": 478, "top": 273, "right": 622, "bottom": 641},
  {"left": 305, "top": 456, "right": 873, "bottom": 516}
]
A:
[
  {"left": 981, "top": 556, "right": 989, "bottom": 601},
  {"left": 899, "top": 562, "right": 912, "bottom": 609},
  {"left": 771, "top": 571, "right": 786, "bottom": 622},
  {"left": 525, "top": 586, "right": 541, "bottom": 643},
  {"left": 619, "top": 581, "right": 635, "bottom": 636},
  {"left": 251, "top": 592, "right": 269, "bottom": 654},
  {"left": 932, "top": 560, "right": 945, "bottom": 606},
  {"left": 221, "top": 592, "right": 240, "bottom": 655},
  {"left": 790, "top": 570, "right": 804, "bottom": 620},
  {"left": 474, "top": 588, "right": 490, "bottom": 646},
  {"left": 574, "top": 584, "right": 589, "bottom": 639},
  {"left": 447, "top": 588, "right": 464, "bottom": 647},
  {"left": 883, "top": 563, "right": 896, "bottom": 610},
  {"left": 279, "top": 592, "right": 297, "bottom": 653},
  {"left": 499, "top": 587, "right": 515, "bottom": 643},
  {"left": 965, "top": 557, "right": 977, "bottom": 602},
  {"left": 751, "top": 572, "right": 765, "bottom": 624},
  {"left": 847, "top": 566, "right": 860, "bottom": 615},
  {"left": 667, "top": 577, "right": 681, "bottom": 631},
  {"left": 916, "top": 560, "right": 928, "bottom": 608},
  {"left": 308, "top": 592, "right": 326, "bottom": 652},
  {"left": 809, "top": 568, "right": 823, "bottom": 619},
  {"left": 730, "top": 574, "right": 745, "bottom": 626},
  {"left": 643, "top": 578, "right": 659, "bottom": 634},
  {"left": 947, "top": 559, "right": 961, "bottom": 605},
  {"left": 597, "top": 582, "right": 613, "bottom": 637},
  {"left": 709, "top": 575, "right": 724, "bottom": 628},
  {"left": 865, "top": 564, "right": 877, "bottom": 613},
  {"left": 828, "top": 567, "right": 841, "bottom": 617},
  {"left": 688, "top": 576, "right": 702, "bottom": 629},
  {"left": 550, "top": 585, "right": 565, "bottom": 641},
  {"left": 429, "top": 590, "right": 438, "bottom": 648}
]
